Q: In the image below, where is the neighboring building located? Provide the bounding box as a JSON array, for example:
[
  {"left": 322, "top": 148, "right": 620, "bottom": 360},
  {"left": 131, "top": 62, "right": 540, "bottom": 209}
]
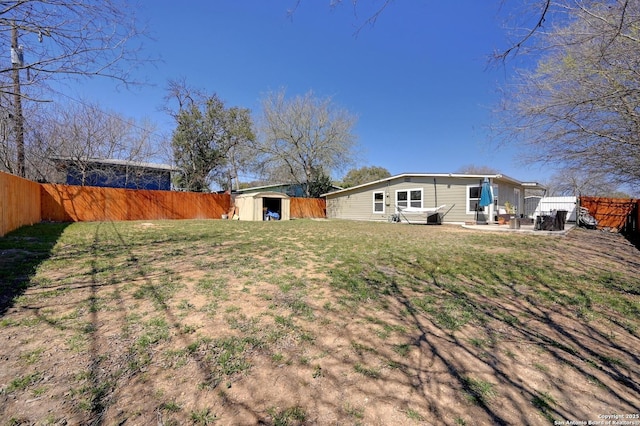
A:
[
  {"left": 322, "top": 173, "right": 545, "bottom": 224},
  {"left": 234, "top": 182, "right": 342, "bottom": 198},
  {"left": 51, "top": 157, "right": 176, "bottom": 191}
]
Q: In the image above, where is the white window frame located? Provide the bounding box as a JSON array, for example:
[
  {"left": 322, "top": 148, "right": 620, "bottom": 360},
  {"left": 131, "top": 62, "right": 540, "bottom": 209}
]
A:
[
  {"left": 396, "top": 188, "right": 423, "bottom": 210},
  {"left": 373, "top": 191, "right": 385, "bottom": 214},
  {"left": 466, "top": 184, "right": 487, "bottom": 215}
]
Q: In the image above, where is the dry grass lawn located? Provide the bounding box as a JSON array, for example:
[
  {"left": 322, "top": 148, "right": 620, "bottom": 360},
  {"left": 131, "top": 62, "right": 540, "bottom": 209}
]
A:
[{"left": 0, "top": 219, "right": 638, "bottom": 425}]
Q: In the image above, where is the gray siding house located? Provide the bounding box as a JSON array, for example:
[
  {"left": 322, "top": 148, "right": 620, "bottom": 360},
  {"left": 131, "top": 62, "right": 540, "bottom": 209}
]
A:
[{"left": 323, "top": 173, "right": 545, "bottom": 224}]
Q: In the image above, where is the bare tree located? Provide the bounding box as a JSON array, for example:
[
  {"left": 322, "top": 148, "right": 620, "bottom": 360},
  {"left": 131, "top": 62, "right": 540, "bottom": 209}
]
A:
[
  {"left": 492, "top": 0, "right": 552, "bottom": 62},
  {"left": 0, "top": 0, "right": 150, "bottom": 176},
  {"left": 287, "top": 0, "right": 394, "bottom": 35},
  {"left": 223, "top": 139, "right": 259, "bottom": 191},
  {"left": 254, "top": 89, "right": 358, "bottom": 197},
  {"left": 31, "top": 101, "right": 158, "bottom": 186},
  {"left": 494, "top": 1, "right": 640, "bottom": 62},
  {"left": 290, "top": 1, "right": 638, "bottom": 68},
  {"left": 496, "top": 0, "right": 640, "bottom": 189},
  {"left": 455, "top": 165, "right": 501, "bottom": 175},
  {"left": 0, "top": 0, "right": 148, "bottom": 91},
  {"left": 545, "top": 168, "right": 623, "bottom": 197},
  {"left": 0, "top": 91, "right": 15, "bottom": 172},
  {"left": 288, "top": 0, "right": 554, "bottom": 55},
  {"left": 1, "top": 92, "right": 50, "bottom": 177}
]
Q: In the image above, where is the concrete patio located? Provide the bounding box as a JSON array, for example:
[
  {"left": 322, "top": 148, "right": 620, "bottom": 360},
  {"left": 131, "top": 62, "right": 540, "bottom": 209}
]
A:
[{"left": 461, "top": 221, "right": 576, "bottom": 235}]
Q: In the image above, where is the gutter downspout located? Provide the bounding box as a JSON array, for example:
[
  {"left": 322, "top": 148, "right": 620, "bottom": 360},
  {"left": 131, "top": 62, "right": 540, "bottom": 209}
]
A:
[{"left": 433, "top": 178, "right": 437, "bottom": 208}]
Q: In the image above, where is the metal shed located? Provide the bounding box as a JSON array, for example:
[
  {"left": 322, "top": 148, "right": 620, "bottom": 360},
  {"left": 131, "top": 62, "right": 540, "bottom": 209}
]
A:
[{"left": 233, "top": 191, "right": 290, "bottom": 221}]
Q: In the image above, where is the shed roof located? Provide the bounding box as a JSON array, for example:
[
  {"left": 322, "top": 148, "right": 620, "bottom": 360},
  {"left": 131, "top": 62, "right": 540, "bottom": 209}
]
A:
[
  {"left": 235, "top": 191, "right": 290, "bottom": 199},
  {"left": 234, "top": 182, "right": 343, "bottom": 194}
]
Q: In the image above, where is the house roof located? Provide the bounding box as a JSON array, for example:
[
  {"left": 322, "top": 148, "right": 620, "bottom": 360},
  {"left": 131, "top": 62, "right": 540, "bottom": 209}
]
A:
[
  {"left": 321, "top": 172, "right": 546, "bottom": 197},
  {"left": 51, "top": 156, "right": 177, "bottom": 171}
]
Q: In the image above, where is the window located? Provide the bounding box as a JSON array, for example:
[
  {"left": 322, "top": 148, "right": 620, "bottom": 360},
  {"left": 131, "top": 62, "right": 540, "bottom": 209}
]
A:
[
  {"left": 373, "top": 191, "right": 385, "bottom": 213},
  {"left": 410, "top": 190, "right": 422, "bottom": 208},
  {"left": 397, "top": 190, "right": 408, "bottom": 209},
  {"left": 467, "top": 184, "right": 486, "bottom": 214},
  {"left": 396, "top": 189, "right": 423, "bottom": 210}
]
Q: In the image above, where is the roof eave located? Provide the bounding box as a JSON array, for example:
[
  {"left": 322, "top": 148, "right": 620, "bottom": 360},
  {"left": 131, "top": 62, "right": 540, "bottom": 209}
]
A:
[{"left": 322, "top": 172, "right": 530, "bottom": 197}]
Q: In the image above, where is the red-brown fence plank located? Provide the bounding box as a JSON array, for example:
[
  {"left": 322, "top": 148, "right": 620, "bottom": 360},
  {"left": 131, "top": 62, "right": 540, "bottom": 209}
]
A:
[
  {"left": 580, "top": 196, "right": 637, "bottom": 231},
  {"left": 5, "top": 175, "right": 334, "bottom": 233},
  {"left": 290, "top": 197, "right": 326, "bottom": 219},
  {"left": 0, "top": 171, "right": 41, "bottom": 236},
  {"left": 41, "top": 184, "right": 107, "bottom": 222},
  {"left": 40, "top": 184, "right": 230, "bottom": 222}
]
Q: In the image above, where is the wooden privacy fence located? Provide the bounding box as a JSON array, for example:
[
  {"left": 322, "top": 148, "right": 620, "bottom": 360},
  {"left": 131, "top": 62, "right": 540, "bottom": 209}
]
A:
[
  {"left": 579, "top": 196, "right": 639, "bottom": 234},
  {"left": 0, "top": 171, "right": 41, "bottom": 236},
  {"left": 41, "top": 184, "right": 230, "bottom": 222},
  {"left": 1, "top": 171, "right": 328, "bottom": 236},
  {"left": 39, "top": 186, "right": 326, "bottom": 222},
  {"left": 290, "top": 197, "right": 326, "bottom": 219}
]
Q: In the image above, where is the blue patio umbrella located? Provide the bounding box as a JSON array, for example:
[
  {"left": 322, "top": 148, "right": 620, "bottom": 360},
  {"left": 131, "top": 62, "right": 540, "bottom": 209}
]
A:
[{"left": 479, "top": 178, "right": 493, "bottom": 207}]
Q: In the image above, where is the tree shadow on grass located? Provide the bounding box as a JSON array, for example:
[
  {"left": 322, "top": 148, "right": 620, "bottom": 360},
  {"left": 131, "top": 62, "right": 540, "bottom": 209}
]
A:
[
  {"left": 280, "top": 226, "right": 640, "bottom": 424},
  {"left": 376, "top": 249, "right": 640, "bottom": 424},
  {"left": 6, "top": 220, "right": 637, "bottom": 424},
  {"left": 105, "top": 223, "right": 639, "bottom": 424},
  {"left": 623, "top": 230, "right": 640, "bottom": 250},
  {"left": 81, "top": 220, "right": 251, "bottom": 424},
  {"left": 0, "top": 222, "right": 70, "bottom": 318}
]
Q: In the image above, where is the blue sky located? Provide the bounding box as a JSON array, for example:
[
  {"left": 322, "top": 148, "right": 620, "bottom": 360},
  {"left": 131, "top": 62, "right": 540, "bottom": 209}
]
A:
[{"left": 67, "top": 1, "right": 546, "bottom": 183}]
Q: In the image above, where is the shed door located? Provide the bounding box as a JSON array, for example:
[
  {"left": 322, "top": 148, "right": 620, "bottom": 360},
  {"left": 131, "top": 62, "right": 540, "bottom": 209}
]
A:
[{"left": 263, "top": 197, "right": 282, "bottom": 220}]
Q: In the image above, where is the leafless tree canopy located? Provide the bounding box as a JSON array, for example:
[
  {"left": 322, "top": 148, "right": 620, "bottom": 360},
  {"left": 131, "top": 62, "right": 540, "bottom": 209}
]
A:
[
  {"left": 288, "top": 0, "right": 394, "bottom": 35},
  {"left": 254, "top": 89, "right": 359, "bottom": 197},
  {"left": 545, "top": 168, "right": 624, "bottom": 196},
  {"left": 455, "top": 164, "right": 501, "bottom": 175},
  {"left": 497, "top": 0, "right": 640, "bottom": 189},
  {"left": 28, "top": 101, "right": 158, "bottom": 184},
  {"left": 287, "top": 1, "right": 639, "bottom": 192},
  {"left": 0, "top": 0, "right": 148, "bottom": 96},
  {"left": 0, "top": 0, "right": 151, "bottom": 177}
]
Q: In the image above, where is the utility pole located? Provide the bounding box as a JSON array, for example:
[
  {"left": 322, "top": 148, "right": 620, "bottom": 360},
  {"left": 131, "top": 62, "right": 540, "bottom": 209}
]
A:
[{"left": 11, "top": 20, "right": 25, "bottom": 177}]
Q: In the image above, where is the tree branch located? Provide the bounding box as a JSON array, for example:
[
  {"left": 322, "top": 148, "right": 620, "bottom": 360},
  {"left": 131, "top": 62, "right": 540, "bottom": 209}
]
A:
[{"left": 494, "top": 0, "right": 551, "bottom": 62}]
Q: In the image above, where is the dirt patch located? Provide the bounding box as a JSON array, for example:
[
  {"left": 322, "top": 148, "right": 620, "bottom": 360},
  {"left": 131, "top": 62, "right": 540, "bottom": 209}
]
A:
[{"left": 0, "top": 222, "right": 638, "bottom": 425}]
